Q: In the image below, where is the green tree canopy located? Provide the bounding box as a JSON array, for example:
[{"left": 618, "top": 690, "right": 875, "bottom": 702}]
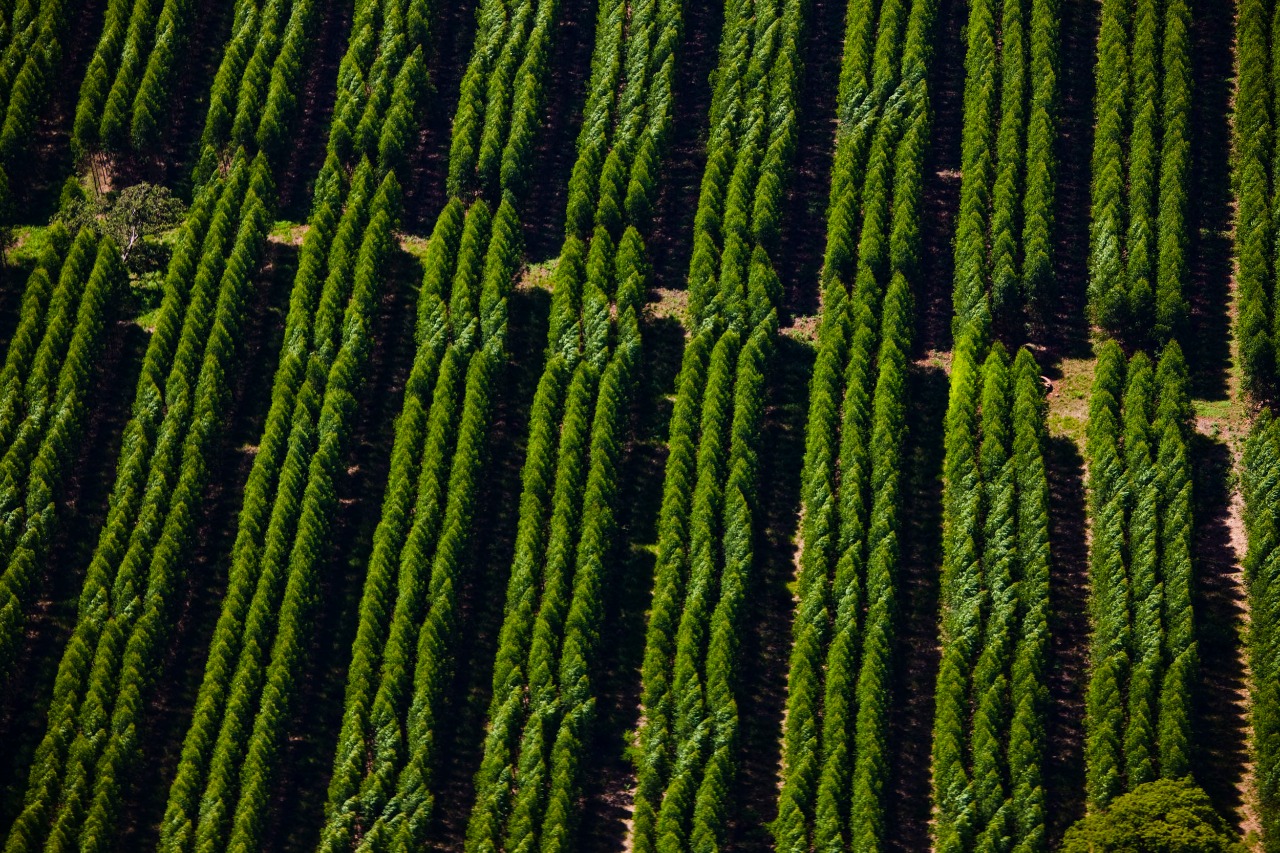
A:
[
  {"left": 1062, "top": 779, "right": 1246, "bottom": 853},
  {"left": 60, "top": 181, "right": 185, "bottom": 264}
]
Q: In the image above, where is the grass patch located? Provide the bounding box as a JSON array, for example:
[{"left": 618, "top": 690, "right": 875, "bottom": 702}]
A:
[
  {"left": 1047, "top": 356, "right": 1095, "bottom": 447},
  {"left": 646, "top": 287, "right": 689, "bottom": 329},
  {"left": 134, "top": 307, "right": 162, "bottom": 332},
  {"left": 6, "top": 225, "right": 54, "bottom": 268},
  {"left": 519, "top": 258, "right": 557, "bottom": 291},
  {"left": 269, "top": 220, "right": 308, "bottom": 245},
  {"left": 1194, "top": 395, "right": 1250, "bottom": 452},
  {"left": 399, "top": 234, "right": 431, "bottom": 263}
]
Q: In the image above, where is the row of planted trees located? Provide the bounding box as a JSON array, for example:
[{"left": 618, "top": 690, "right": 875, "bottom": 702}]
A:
[
  {"left": 928, "top": 0, "right": 1060, "bottom": 847},
  {"left": 625, "top": 0, "right": 804, "bottom": 845},
  {"left": 1080, "top": 0, "right": 1201, "bottom": 830},
  {"left": 1235, "top": 0, "right": 1280, "bottom": 396},
  {"left": 0, "top": 227, "right": 124, "bottom": 677},
  {"left": 1, "top": 0, "right": 314, "bottom": 843},
  {"left": 153, "top": 0, "right": 431, "bottom": 842},
  {"left": 0, "top": 0, "right": 68, "bottom": 220},
  {"left": 314, "top": 0, "right": 559, "bottom": 847},
  {"left": 1237, "top": 3, "right": 1280, "bottom": 850},
  {"left": 1083, "top": 341, "right": 1195, "bottom": 808},
  {"left": 0, "top": 0, "right": 1265, "bottom": 851},
  {"left": 1087, "top": 0, "right": 1191, "bottom": 348},
  {"left": 461, "top": 0, "right": 681, "bottom": 849},
  {"left": 932, "top": 337, "right": 1051, "bottom": 853},
  {"left": 950, "top": 0, "right": 1057, "bottom": 340},
  {"left": 1244, "top": 413, "right": 1280, "bottom": 853},
  {"left": 72, "top": 0, "right": 196, "bottom": 159},
  {"left": 772, "top": 0, "right": 935, "bottom": 848}
]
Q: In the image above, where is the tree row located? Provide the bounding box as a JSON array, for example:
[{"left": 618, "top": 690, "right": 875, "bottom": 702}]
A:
[
  {"left": 1, "top": 0, "right": 315, "bottom": 843},
  {"left": 951, "top": 0, "right": 1058, "bottom": 342},
  {"left": 156, "top": 0, "right": 436, "bottom": 848},
  {"left": 1088, "top": 0, "right": 1191, "bottom": 347},
  {"left": 772, "top": 0, "right": 934, "bottom": 848},
  {"left": 1243, "top": 411, "right": 1280, "bottom": 852},
  {"left": 72, "top": 0, "right": 210, "bottom": 160},
  {"left": 1083, "top": 340, "right": 1195, "bottom": 809},
  {"left": 627, "top": 0, "right": 805, "bottom": 848},
  {"left": 932, "top": 339, "right": 1050, "bottom": 853},
  {"left": 462, "top": 0, "right": 680, "bottom": 848},
  {"left": 1234, "top": 0, "right": 1280, "bottom": 395},
  {"left": 316, "top": 0, "right": 560, "bottom": 846},
  {"left": 0, "top": 0, "right": 68, "bottom": 220},
  {"left": 0, "top": 226, "right": 124, "bottom": 679}
]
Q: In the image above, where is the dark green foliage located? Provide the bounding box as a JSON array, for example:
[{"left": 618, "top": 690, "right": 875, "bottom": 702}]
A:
[
  {"left": 194, "top": 0, "right": 316, "bottom": 184},
  {"left": 951, "top": 0, "right": 1059, "bottom": 341},
  {"left": 0, "top": 0, "right": 345, "bottom": 844},
  {"left": 1244, "top": 411, "right": 1280, "bottom": 851},
  {"left": 154, "top": 0, "right": 445, "bottom": 846},
  {"left": 931, "top": 338, "right": 1050, "bottom": 853},
  {"left": 446, "top": 0, "right": 559, "bottom": 201},
  {"left": 2, "top": 149, "right": 275, "bottom": 853},
  {"left": 0, "top": 229, "right": 124, "bottom": 679},
  {"left": 315, "top": 0, "right": 581, "bottom": 846},
  {"left": 0, "top": 0, "right": 68, "bottom": 208},
  {"left": 461, "top": 0, "right": 680, "bottom": 846},
  {"left": 630, "top": 0, "right": 817, "bottom": 847},
  {"left": 1083, "top": 341, "right": 1195, "bottom": 812},
  {"left": 1088, "top": 0, "right": 1191, "bottom": 346},
  {"left": 772, "top": 0, "right": 934, "bottom": 850},
  {"left": 1233, "top": 0, "right": 1280, "bottom": 393},
  {"left": 1061, "top": 779, "right": 1247, "bottom": 853}
]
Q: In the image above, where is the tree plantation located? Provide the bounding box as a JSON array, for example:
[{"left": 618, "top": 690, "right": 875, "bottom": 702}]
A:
[{"left": 0, "top": 0, "right": 1271, "bottom": 850}]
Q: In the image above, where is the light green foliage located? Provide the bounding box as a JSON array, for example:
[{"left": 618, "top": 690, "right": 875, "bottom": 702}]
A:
[
  {"left": 773, "top": 0, "right": 935, "bottom": 850},
  {"left": 462, "top": 0, "right": 679, "bottom": 846},
  {"left": 1, "top": 0, "right": 397, "bottom": 846},
  {"left": 631, "top": 0, "right": 815, "bottom": 848},
  {"left": 1233, "top": 0, "right": 1279, "bottom": 392},
  {"left": 0, "top": 0, "right": 69, "bottom": 210},
  {"left": 951, "top": 0, "right": 1059, "bottom": 341},
  {"left": 1062, "top": 779, "right": 1246, "bottom": 853},
  {"left": 0, "top": 228, "right": 125, "bottom": 678}
]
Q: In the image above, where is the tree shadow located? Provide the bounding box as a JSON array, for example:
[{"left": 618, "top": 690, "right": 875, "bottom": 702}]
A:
[
  {"left": 0, "top": 315, "right": 147, "bottom": 830},
  {"left": 1044, "top": 434, "right": 1090, "bottom": 844},
  {"left": 576, "top": 313, "right": 686, "bottom": 852},
  {"left": 885, "top": 363, "right": 947, "bottom": 853},
  {"left": 1184, "top": 0, "right": 1237, "bottom": 400},
  {"left": 1189, "top": 432, "right": 1251, "bottom": 824},
  {"left": 722, "top": 334, "right": 813, "bottom": 852},
  {"left": 420, "top": 284, "right": 551, "bottom": 851},
  {"left": 1041, "top": 0, "right": 1097, "bottom": 365},
  {"left": 915, "top": 0, "right": 965, "bottom": 355}
]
